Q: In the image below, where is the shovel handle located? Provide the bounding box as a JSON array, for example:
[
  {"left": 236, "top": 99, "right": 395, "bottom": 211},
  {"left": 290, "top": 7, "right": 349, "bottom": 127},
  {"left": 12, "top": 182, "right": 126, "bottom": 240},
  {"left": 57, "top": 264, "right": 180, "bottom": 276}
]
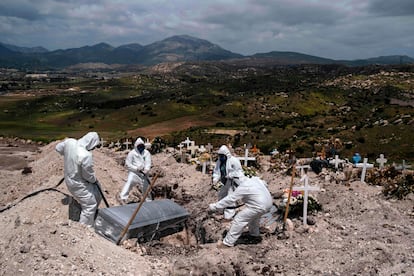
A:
[{"left": 283, "top": 165, "right": 296, "bottom": 223}]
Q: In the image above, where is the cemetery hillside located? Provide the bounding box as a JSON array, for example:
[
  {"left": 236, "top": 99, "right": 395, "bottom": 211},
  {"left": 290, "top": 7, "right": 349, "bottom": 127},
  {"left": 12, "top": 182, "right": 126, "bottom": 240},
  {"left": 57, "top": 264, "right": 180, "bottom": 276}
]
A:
[
  {"left": 1, "top": 62, "right": 413, "bottom": 164},
  {"left": 0, "top": 57, "right": 413, "bottom": 274}
]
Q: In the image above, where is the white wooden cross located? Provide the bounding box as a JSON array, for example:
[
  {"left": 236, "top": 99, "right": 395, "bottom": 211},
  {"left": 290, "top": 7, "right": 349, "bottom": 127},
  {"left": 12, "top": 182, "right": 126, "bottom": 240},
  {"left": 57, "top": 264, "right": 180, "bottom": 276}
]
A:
[
  {"left": 376, "top": 154, "right": 387, "bottom": 170},
  {"left": 292, "top": 174, "right": 320, "bottom": 225},
  {"left": 395, "top": 160, "right": 412, "bottom": 171},
  {"left": 177, "top": 143, "right": 184, "bottom": 152},
  {"left": 100, "top": 137, "right": 107, "bottom": 147},
  {"left": 296, "top": 164, "right": 310, "bottom": 176},
  {"left": 329, "top": 155, "right": 345, "bottom": 170},
  {"left": 356, "top": 158, "right": 374, "bottom": 183},
  {"left": 187, "top": 141, "right": 199, "bottom": 156},
  {"left": 182, "top": 137, "right": 192, "bottom": 148},
  {"left": 177, "top": 144, "right": 185, "bottom": 163},
  {"left": 115, "top": 140, "right": 121, "bottom": 148},
  {"left": 123, "top": 139, "right": 132, "bottom": 150},
  {"left": 237, "top": 148, "right": 256, "bottom": 166}
]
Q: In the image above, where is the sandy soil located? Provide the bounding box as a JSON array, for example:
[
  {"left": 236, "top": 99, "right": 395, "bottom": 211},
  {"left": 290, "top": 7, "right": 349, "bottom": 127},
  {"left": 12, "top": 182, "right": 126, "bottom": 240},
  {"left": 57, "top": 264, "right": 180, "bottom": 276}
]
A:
[{"left": 0, "top": 139, "right": 413, "bottom": 275}]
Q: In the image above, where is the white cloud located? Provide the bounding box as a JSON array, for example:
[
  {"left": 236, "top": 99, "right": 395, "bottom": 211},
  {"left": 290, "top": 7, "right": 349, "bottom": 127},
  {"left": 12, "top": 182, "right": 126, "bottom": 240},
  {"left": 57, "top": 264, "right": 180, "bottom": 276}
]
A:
[{"left": 0, "top": 0, "right": 413, "bottom": 59}]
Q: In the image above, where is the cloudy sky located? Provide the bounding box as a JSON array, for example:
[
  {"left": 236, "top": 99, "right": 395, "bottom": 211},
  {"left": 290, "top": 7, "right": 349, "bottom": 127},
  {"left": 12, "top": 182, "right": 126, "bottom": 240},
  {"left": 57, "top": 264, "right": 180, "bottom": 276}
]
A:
[{"left": 0, "top": 0, "right": 413, "bottom": 60}]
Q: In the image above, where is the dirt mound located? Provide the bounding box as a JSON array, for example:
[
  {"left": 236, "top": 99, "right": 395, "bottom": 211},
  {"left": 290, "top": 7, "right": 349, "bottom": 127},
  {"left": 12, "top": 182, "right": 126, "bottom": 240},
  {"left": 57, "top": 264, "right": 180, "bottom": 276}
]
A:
[{"left": 1, "top": 141, "right": 413, "bottom": 275}]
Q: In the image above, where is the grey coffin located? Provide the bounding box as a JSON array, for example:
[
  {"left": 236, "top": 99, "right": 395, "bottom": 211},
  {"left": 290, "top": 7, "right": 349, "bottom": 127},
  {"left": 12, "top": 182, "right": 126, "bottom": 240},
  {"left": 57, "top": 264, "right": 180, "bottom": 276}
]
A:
[{"left": 94, "top": 199, "right": 190, "bottom": 243}]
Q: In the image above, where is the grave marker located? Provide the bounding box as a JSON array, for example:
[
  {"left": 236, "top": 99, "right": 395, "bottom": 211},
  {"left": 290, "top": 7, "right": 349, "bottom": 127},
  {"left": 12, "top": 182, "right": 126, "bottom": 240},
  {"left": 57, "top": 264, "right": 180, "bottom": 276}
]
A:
[
  {"left": 356, "top": 158, "right": 374, "bottom": 183},
  {"left": 329, "top": 155, "right": 345, "bottom": 170},
  {"left": 100, "top": 137, "right": 107, "bottom": 147},
  {"left": 395, "top": 160, "right": 412, "bottom": 171},
  {"left": 238, "top": 147, "right": 255, "bottom": 166},
  {"left": 115, "top": 140, "right": 121, "bottom": 148},
  {"left": 123, "top": 139, "right": 132, "bottom": 150},
  {"left": 296, "top": 164, "right": 311, "bottom": 176},
  {"left": 376, "top": 154, "right": 387, "bottom": 169},
  {"left": 182, "top": 137, "right": 192, "bottom": 148},
  {"left": 187, "top": 141, "right": 199, "bottom": 156},
  {"left": 177, "top": 144, "right": 185, "bottom": 163},
  {"left": 292, "top": 174, "right": 320, "bottom": 225}
]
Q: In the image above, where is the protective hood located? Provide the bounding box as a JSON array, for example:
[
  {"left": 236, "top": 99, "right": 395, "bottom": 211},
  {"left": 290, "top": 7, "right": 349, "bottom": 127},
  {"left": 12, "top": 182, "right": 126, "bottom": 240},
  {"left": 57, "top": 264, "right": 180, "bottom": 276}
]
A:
[
  {"left": 217, "top": 145, "right": 231, "bottom": 158},
  {"left": 134, "top": 137, "right": 145, "bottom": 149},
  {"left": 78, "top": 132, "right": 100, "bottom": 151}
]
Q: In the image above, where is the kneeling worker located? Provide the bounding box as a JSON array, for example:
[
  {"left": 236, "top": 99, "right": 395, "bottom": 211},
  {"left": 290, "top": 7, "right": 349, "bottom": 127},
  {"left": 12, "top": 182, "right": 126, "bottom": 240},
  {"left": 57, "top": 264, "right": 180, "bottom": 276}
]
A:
[{"left": 208, "top": 173, "right": 273, "bottom": 247}]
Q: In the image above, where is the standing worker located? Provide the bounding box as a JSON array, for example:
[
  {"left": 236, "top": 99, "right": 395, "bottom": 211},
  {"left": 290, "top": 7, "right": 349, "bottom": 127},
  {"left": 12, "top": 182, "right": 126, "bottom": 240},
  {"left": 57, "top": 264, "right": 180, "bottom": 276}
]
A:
[
  {"left": 119, "top": 137, "right": 152, "bottom": 204},
  {"left": 208, "top": 175, "right": 273, "bottom": 248},
  {"left": 212, "top": 145, "right": 244, "bottom": 220},
  {"left": 55, "top": 132, "right": 102, "bottom": 227}
]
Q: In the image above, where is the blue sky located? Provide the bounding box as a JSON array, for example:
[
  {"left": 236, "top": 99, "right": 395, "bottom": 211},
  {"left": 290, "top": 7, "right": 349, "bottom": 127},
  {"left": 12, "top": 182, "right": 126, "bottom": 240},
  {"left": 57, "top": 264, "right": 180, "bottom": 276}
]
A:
[{"left": 0, "top": 0, "right": 413, "bottom": 60}]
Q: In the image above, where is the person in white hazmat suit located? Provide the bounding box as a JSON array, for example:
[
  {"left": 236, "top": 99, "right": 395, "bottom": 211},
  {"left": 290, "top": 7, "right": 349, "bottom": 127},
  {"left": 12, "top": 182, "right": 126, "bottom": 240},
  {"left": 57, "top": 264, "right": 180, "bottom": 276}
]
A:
[
  {"left": 119, "top": 137, "right": 152, "bottom": 203},
  {"left": 55, "top": 132, "right": 102, "bottom": 227},
  {"left": 212, "top": 145, "right": 244, "bottom": 219},
  {"left": 209, "top": 174, "right": 273, "bottom": 247}
]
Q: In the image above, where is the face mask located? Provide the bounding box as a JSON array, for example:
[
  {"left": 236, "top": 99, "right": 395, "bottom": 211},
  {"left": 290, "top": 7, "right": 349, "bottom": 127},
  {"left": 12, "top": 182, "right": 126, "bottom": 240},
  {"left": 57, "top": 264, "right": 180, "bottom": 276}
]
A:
[{"left": 137, "top": 145, "right": 145, "bottom": 153}]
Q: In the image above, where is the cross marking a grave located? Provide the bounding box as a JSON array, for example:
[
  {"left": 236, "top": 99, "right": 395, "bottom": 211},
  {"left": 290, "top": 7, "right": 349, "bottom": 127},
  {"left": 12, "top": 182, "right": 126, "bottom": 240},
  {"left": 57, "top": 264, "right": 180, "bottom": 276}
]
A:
[
  {"left": 238, "top": 148, "right": 256, "bottom": 166},
  {"left": 329, "top": 155, "right": 345, "bottom": 170},
  {"left": 292, "top": 174, "right": 320, "bottom": 225},
  {"left": 356, "top": 158, "right": 374, "bottom": 183},
  {"left": 187, "top": 141, "right": 199, "bottom": 156},
  {"left": 296, "top": 164, "right": 311, "bottom": 176},
  {"left": 115, "top": 140, "right": 121, "bottom": 148},
  {"left": 182, "top": 137, "right": 192, "bottom": 148},
  {"left": 123, "top": 139, "right": 132, "bottom": 150},
  {"left": 100, "top": 137, "right": 107, "bottom": 147},
  {"left": 376, "top": 154, "right": 387, "bottom": 169},
  {"left": 178, "top": 144, "right": 184, "bottom": 151},
  {"left": 395, "top": 160, "right": 412, "bottom": 171}
]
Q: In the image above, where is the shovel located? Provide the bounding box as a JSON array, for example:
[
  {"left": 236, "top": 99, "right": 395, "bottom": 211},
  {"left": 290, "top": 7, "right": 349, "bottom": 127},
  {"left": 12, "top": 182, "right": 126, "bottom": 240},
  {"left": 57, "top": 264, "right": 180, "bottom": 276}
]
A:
[
  {"left": 95, "top": 181, "right": 110, "bottom": 208},
  {"left": 283, "top": 165, "right": 296, "bottom": 228},
  {"left": 116, "top": 173, "right": 159, "bottom": 245}
]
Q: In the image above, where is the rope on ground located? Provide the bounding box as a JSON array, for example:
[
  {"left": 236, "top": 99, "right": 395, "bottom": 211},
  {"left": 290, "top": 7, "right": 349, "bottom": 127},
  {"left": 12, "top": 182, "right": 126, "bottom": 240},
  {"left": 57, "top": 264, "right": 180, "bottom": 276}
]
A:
[{"left": 0, "top": 177, "right": 66, "bottom": 213}]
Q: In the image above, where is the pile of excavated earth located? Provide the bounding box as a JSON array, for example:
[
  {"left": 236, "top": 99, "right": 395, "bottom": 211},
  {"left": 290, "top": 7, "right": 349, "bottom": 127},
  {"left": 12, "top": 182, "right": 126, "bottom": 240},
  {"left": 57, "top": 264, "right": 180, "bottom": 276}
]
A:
[{"left": 0, "top": 138, "right": 413, "bottom": 275}]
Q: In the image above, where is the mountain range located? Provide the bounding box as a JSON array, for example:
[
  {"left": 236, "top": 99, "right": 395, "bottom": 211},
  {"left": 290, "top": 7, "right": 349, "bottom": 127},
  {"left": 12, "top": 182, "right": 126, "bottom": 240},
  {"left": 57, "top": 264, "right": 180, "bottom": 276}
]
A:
[{"left": 0, "top": 35, "right": 413, "bottom": 70}]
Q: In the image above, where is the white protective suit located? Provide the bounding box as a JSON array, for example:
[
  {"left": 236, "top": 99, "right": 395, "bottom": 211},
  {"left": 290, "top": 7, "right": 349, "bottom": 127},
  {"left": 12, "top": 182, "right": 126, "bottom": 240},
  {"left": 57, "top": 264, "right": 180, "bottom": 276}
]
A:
[
  {"left": 209, "top": 176, "right": 273, "bottom": 246},
  {"left": 119, "top": 138, "right": 152, "bottom": 201},
  {"left": 212, "top": 145, "right": 244, "bottom": 219},
  {"left": 55, "top": 132, "right": 102, "bottom": 227}
]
